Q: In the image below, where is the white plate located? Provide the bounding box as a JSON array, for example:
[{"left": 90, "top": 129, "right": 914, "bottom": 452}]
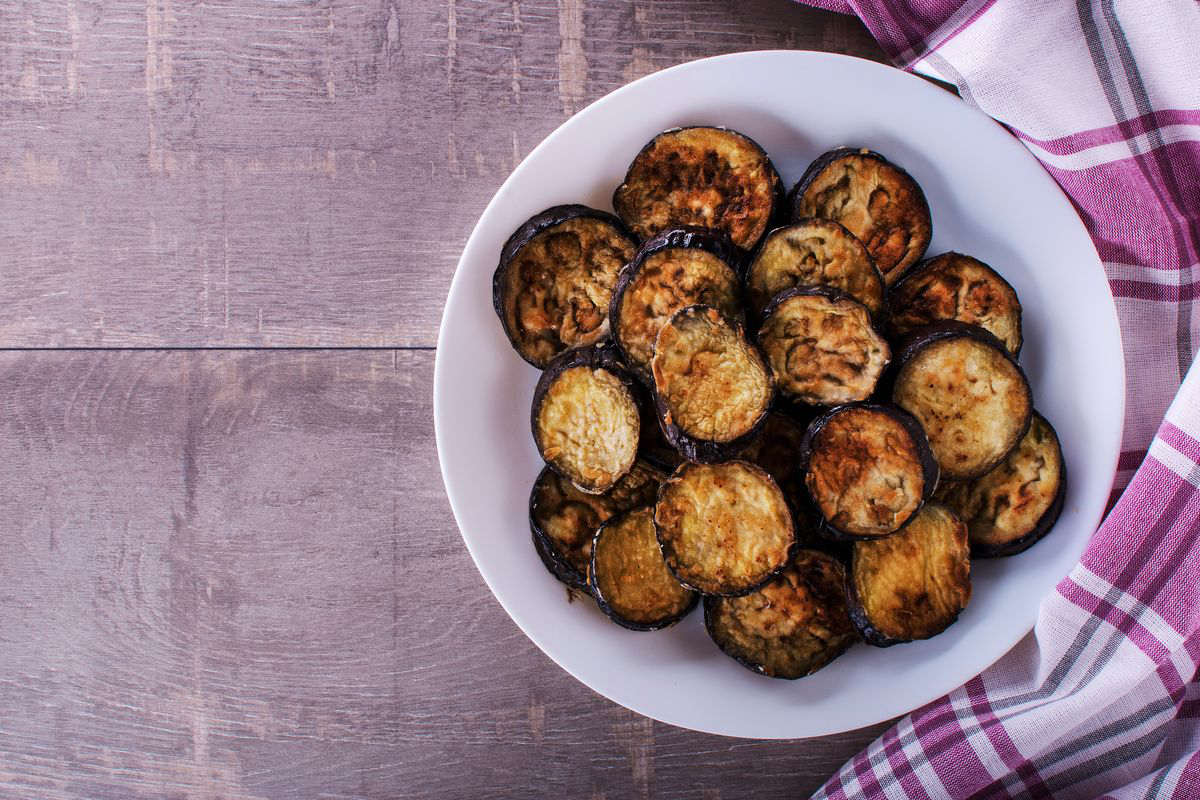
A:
[{"left": 434, "top": 51, "right": 1124, "bottom": 739}]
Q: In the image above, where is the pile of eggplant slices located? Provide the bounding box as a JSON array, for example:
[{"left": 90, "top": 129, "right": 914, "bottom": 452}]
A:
[{"left": 492, "top": 126, "right": 1067, "bottom": 680}]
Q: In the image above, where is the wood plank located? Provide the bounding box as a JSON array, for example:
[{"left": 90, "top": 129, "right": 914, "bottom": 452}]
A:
[
  {"left": 0, "top": 350, "right": 891, "bottom": 798},
  {"left": 0, "top": 1, "right": 883, "bottom": 347}
]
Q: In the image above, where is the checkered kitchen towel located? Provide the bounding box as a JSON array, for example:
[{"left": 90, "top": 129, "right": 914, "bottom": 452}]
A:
[{"left": 794, "top": 1, "right": 1200, "bottom": 798}]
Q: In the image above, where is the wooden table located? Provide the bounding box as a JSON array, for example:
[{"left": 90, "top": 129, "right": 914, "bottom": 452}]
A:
[{"left": 0, "top": 1, "right": 893, "bottom": 796}]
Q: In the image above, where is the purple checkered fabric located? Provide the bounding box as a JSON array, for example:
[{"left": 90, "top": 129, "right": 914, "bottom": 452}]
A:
[{"left": 794, "top": 1, "right": 1200, "bottom": 797}]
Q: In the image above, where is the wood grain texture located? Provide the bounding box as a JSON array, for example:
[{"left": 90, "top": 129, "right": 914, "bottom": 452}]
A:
[
  {"left": 0, "top": 0, "right": 884, "bottom": 347},
  {"left": 0, "top": 350, "right": 892, "bottom": 799}
]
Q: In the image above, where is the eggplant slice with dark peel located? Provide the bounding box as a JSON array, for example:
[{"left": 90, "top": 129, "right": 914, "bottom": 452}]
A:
[
  {"left": 610, "top": 227, "right": 745, "bottom": 382},
  {"left": 589, "top": 506, "right": 699, "bottom": 630},
  {"left": 758, "top": 288, "right": 890, "bottom": 406},
  {"left": 935, "top": 412, "right": 1067, "bottom": 557},
  {"left": 745, "top": 220, "right": 886, "bottom": 318},
  {"left": 655, "top": 460, "right": 795, "bottom": 596},
  {"left": 532, "top": 345, "right": 641, "bottom": 494},
  {"left": 613, "top": 126, "right": 783, "bottom": 251},
  {"left": 890, "top": 252, "right": 1023, "bottom": 354},
  {"left": 789, "top": 148, "right": 932, "bottom": 284},
  {"left": 530, "top": 461, "right": 664, "bottom": 589},
  {"left": 892, "top": 322, "right": 1033, "bottom": 481},
  {"left": 705, "top": 549, "right": 857, "bottom": 678},
  {"left": 651, "top": 305, "right": 773, "bottom": 463},
  {"left": 494, "top": 205, "right": 637, "bottom": 368},
  {"left": 848, "top": 503, "right": 971, "bottom": 647},
  {"left": 801, "top": 403, "right": 939, "bottom": 540}
]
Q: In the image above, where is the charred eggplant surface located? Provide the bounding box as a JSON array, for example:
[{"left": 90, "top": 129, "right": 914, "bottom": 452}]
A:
[
  {"left": 803, "top": 404, "right": 937, "bottom": 539},
  {"left": 590, "top": 506, "right": 698, "bottom": 630},
  {"left": 936, "top": 412, "right": 1066, "bottom": 557},
  {"left": 746, "top": 220, "right": 885, "bottom": 317},
  {"left": 494, "top": 205, "right": 637, "bottom": 367},
  {"left": 705, "top": 550, "right": 857, "bottom": 678},
  {"left": 651, "top": 306, "right": 773, "bottom": 462},
  {"left": 790, "top": 148, "right": 931, "bottom": 284},
  {"left": 655, "top": 461, "right": 795, "bottom": 596},
  {"left": 893, "top": 323, "right": 1033, "bottom": 481},
  {"left": 530, "top": 461, "right": 663, "bottom": 588},
  {"left": 890, "top": 252, "right": 1023, "bottom": 353},
  {"left": 532, "top": 347, "right": 641, "bottom": 493},
  {"left": 613, "top": 127, "right": 782, "bottom": 250},
  {"left": 611, "top": 228, "right": 744, "bottom": 380},
  {"left": 849, "top": 503, "right": 971, "bottom": 646},
  {"left": 758, "top": 289, "right": 890, "bottom": 406}
]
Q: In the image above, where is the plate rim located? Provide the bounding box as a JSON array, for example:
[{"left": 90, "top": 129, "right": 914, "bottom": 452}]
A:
[{"left": 434, "top": 48, "right": 1125, "bottom": 739}]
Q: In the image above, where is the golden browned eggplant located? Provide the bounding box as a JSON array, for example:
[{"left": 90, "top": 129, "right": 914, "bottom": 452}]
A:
[
  {"left": 589, "top": 506, "right": 699, "bottom": 630},
  {"left": 745, "top": 219, "right": 886, "bottom": 318},
  {"left": 532, "top": 345, "right": 641, "bottom": 494},
  {"left": 610, "top": 227, "right": 745, "bottom": 382},
  {"left": 758, "top": 287, "right": 890, "bottom": 406},
  {"left": 847, "top": 503, "right": 971, "bottom": 646},
  {"left": 935, "top": 412, "right": 1066, "bottom": 557},
  {"left": 655, "top": 460, "right": 795, "bottom": 596},
  {"left": 705, "top": 549, "right": 857, "bottom": 678},
  {"left": 890, "top": 252, "right": 1023, "bottom": 354},
  {"left": 892, "top": 322, "right": 1033, "bottom": 481},
  {"left": 493, "top": 204, "right": 637, "bottom": 367},
  {"left": 789, "top": 148, "right": 932, "bottom": 284},
  {"left": 651, "top": 305, "right": 773, "bottom": 463},
  {"left": 613, "top": 126, "right": 783, "bottom": 251},
  {"left": 800, "top": 403, "right": 939, "bottom": 540}
]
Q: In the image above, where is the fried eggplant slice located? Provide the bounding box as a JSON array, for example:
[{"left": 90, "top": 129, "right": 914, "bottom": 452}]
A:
[
  {"left": 613, "top": 126, "right": 783, "bottom": 251},
  {"left": 590, "top": 506, "right": 699, "bottom": 630},
  {"left": 758, "top": 288, "right": 890, "bottom": 406},
  {"left": 610, "top": 227, "right": 744, "bottom": 382},
  {"left": 705, "top": 550, "right": 857, "bottom": 678},
  {"left": 745, "top": 220, "right": 885, "bottom": 317},
  {"left": 801, "top": 403, "right": 938, "bottom": 540},
  {"left": 493, "top": 205, "right": 637, "bottom": 368},
  {"left": 789, "top": 148, "right": 932, "bottom": 284},
  {"left": 892, "top": 322, "right": 1033, "bottom": 481},
  {"left": 935, "top": 412, "right": 1066, "bottom": 557},
  {"left": 848, "top": 503, "right": 971, "bottom": 646},
  {"left": 890, "top": 252, "right": 1023, "bottom": 354},
  {"left": 532, "top": 345, "right": 641, "bottom": 494},
  {"left": 651, "top": 306, "right": 773, "bottom": 463},
  {"left": 530, "top": 461, "right": 664, "bottom": 589},
  {"left": 655, "top": 460, "right": 795, "bottom": 596}
]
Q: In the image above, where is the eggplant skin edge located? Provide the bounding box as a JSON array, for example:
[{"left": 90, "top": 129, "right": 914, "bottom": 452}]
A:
[
  {"left": 530, "top": 527, "right": 589, "bottom": 592},
  {"left": 527, "top": 465, "right": 594, "bottom": 591},
  {"left": 651, "top": 305, "right": 773, "bottom": 464},
  {"left": 966, "top": 412, "right": 1068, "bottom": 558},
  {"left": 787, "top": 147, "right": 932, "bottom": 282},
  {"left": 530, "top": 343, "right": 641, "bottom": 494},
  {"left": 798, "top": 402, "right": 940, "bottom": 541},
  {"left": 612, "top": 126, "right": 785, "bottom": 253},
  {"left": 892, "top": 321, "right": 1034, "bottom": 481},
  {"left": 493, "top": 204, "right": 636, "bottom": 369},
  {"left": 609, "top": 226, "right": 746, "bottom": 385},
  {"left": 588, "top": 508, "right": 699, "bottom": 632}
]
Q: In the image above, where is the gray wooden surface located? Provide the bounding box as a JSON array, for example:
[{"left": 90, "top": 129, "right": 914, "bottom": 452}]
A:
[{"left": 0, "top": 1, "right": 894, "bottom": 798}]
